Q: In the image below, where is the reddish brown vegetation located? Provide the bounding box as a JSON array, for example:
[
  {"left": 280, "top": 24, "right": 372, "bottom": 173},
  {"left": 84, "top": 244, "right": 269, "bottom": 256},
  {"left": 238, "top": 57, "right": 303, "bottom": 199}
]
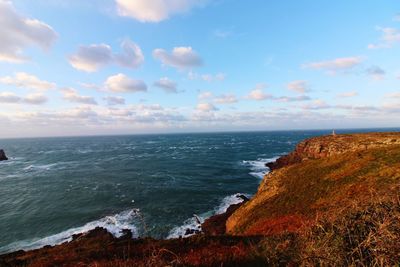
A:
[
  {"left": 0, "top": 230, "right": 263, "bottom": 267},
  {"left": 246, "top": 214, "right": 312, "bottom": 236}
]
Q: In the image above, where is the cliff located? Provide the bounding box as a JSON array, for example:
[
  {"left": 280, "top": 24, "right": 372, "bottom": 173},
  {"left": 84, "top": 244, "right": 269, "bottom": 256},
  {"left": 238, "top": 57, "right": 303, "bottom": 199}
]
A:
[
  {"left": 227, "top": 132, "right": 400, "bottom": 235},
  {"left": 1, "top": 132, "right": 399, "bottom": 266},
  {"left": 266, "top": 132, "right": 400, "bottom": 170}
]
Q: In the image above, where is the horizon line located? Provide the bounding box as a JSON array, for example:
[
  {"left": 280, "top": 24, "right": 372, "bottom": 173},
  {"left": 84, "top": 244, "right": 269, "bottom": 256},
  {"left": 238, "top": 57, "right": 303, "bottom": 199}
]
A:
[{"left": 0, "top": 126, "right": 399, "bottom": 141}]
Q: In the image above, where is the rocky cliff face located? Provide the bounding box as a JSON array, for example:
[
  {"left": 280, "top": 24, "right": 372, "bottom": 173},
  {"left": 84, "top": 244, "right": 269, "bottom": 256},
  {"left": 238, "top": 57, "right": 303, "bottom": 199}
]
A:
[
  {"left": 266, "top": 132, "right": 400, "bottom": 170},
  {"left": 227, "top": 132, "right": 400, "bottom": 235}
]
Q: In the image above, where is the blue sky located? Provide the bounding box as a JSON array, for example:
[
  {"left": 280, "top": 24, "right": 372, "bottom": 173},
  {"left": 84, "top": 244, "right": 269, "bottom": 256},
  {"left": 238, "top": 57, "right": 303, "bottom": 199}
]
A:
[{"left": 0, "top": 0, "right": 399, "bottom": 138}]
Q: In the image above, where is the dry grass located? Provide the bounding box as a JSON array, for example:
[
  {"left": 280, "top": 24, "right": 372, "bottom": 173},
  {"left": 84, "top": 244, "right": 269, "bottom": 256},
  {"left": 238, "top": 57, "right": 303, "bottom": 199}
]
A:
[
  {"left": 300, "top": 198, "right": 400, "bottom": 266},
  {"left": 228, "top": 145, "right": 400, "bottom": 235},
  {"left": 244, "top": 197, "right": 400, "bottom": 266}
]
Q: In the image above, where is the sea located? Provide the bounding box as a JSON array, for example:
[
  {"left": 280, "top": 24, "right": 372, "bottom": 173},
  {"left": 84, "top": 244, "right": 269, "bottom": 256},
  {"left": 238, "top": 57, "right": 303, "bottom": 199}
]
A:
[{"left": 0, "top": 128, "right": 398, "bottom": 253}]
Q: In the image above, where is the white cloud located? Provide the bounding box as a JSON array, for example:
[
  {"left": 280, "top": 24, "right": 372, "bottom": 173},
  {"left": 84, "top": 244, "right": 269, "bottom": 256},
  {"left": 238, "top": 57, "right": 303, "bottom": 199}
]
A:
[
  {"left": 198, "top": 91, "right": 213, "bottom": 99},
  {"left": 196, "top": 102, "right": 218, "bottom": 112},
  {"left": 0, "top": 0, "right": 57, "bottom": 63},
  {"left": 115, "top": 40, "right": 145, "bottom": 68},
  {"left": 287, "top": 80, "right": 309, "bottom": 93},
  {"left": 0, "top": 92, "right": 20, "bottom": 103},
  {"left": 115, "top": 0, "right": 204, "bottom": 22},
  {"left": 385, "top": 92, "right": 400, "bottom": 98},
  {"left": 68, "top": 44, "right": 112, "bottom": 72},
  {"left": 62, "top": 88, "right": 97, "bottom": 105},
  {"left": 368, "top": 27, "right": 400, "bottom": 49},
  {"left": 153, "top": 46, "right": 202, "bottom": 69},
  {"left": 303, "top": 57, "right": 363, "bottom": 74},
  {"left": 0, "top": 92, "right": 47, "bottom": 104},
  {"left": 213, "top": 94, "right": 238, "bottom": 104},
  {"left": 103, "top": 96, "right": 126, "bottom": 105},
  {"left": 197, "top": 91, "right": 238, "bottom": 104},
  {"left": 337, "top": 91, "right": 358, "bottom": 98},
  {"left": 274, "top": 95, "right": 311, "bottom": 102},
  {"left": 302, "top": 99, "right": 331, "bottom": 110},
  {"left": 189, "top": 71, "right": 225, "bottom": 82},
  {"left": 154, "top": 77, "right": 178, "bottom": 93},
  {"left": 68, "top": 40, "right": 144, "bottom": 72},
  {"left": 0, "top": 72, "right": 56, "bottom": 90},
  {"left": 2, "top": 101, "right": 400, "bottom": 138},
  {"left": 366, "top": 66, "right": 385, "bottom": 80},
  {"left": 23, "top": 93, "right": 48, "bottom": 104},
  {"left": 246, "top": 84, "right": 271, "bottom": 101},
  {"left": 105, "top": 73, "right": 147, "bottom": 93}
]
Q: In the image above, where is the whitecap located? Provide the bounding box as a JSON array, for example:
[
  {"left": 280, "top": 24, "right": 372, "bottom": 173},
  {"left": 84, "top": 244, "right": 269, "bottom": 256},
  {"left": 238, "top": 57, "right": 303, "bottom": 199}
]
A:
[
  {"left": 241, "top": 157, "right": 279, "bottom": 179},
  {"left": 0, "top": 209, "right": 140, "bottom": 254},
  {"left": 214, "top": 193, "right": 249, "bottom": 215},
  {"left": 167, "top": 193, "right": 249, "bottom": 239},
  {"left": 23, "top": 163, "right": 59, "bottom": 171},
  {"left": 76, "top": 149, "right": 94, "bottom": 154}
]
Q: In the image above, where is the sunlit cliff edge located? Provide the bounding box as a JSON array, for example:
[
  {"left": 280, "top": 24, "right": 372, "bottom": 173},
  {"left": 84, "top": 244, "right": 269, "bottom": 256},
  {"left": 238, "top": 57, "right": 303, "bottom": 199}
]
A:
[{"left": 227, "top": 132, "right": 400, "bottom": 235}]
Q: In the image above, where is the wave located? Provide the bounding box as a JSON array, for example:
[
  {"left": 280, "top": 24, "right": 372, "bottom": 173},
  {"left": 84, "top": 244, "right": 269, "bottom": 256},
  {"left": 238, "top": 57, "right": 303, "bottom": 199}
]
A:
[
  {"left": 22, "top": 161, "right": 79, "bottom": 172},
  {"left": 241, "top": 157, "right": 279, "bottom": 179},
  {"left": 23, "top": 163, "right": 60, "bottom": 171},
  {"left": 167, "top": 193, "right": 249, "bottom": 239},
  {"left": 0, "top": 209, "right": 140, "bottom": 254}
]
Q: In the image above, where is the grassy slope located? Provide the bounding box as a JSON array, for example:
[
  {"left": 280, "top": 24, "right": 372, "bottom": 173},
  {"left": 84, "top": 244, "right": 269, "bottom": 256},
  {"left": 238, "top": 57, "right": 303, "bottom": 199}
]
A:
[{"left": 227, "top": 135, "right": 400, "bottom": 235}]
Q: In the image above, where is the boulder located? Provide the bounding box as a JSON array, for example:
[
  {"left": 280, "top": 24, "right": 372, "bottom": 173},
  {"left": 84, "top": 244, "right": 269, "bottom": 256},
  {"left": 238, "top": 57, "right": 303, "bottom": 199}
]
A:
[
  {"left": 0, "top": 149, "right": 8, "bottom": 161},
  {"left": 201, "top": 199, "right": 248, "bottom": 236}
]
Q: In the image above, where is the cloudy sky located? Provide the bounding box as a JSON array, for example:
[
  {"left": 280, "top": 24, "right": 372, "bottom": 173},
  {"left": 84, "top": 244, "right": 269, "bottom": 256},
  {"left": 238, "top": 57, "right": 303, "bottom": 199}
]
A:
[{"left": 0, "top": 0, "right": 399, "bottom": 138}]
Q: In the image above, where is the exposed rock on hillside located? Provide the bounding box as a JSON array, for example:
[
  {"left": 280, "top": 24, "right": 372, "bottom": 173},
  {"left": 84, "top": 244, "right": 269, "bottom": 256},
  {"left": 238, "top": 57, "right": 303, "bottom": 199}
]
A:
[
  {"left": 202, "top": 195, "right": 248, "bottom": 236},
  {"left": 266, "top": 132, "right": 400, "bottom": 170}
]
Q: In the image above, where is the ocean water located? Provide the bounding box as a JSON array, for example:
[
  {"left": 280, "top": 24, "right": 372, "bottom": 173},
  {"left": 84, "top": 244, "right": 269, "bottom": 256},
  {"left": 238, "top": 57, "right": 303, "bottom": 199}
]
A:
[{"left": 0, "top": 129, "right": 397, "bottom": 253}]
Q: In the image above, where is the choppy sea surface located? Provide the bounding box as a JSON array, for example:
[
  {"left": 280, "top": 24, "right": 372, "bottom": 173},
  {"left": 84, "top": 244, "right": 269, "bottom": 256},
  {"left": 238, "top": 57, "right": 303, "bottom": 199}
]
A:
[{"left": 0, "top": 129, "right": 397, "bottom": 253}]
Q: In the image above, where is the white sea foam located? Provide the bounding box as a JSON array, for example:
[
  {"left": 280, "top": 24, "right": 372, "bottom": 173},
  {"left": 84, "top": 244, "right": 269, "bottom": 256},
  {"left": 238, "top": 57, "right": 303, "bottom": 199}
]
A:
[
  {"left": 0, "top": 209, "right": 140, "bottom": 254},
  {"left": 166, "top": 216, "right": 204, "bottom": 239},
  {"left": 23, "top": 163, "right": 59, "bottom": 171},
  {"left": 214, "top": 193, "right": 249, "bottom": 214},
  {"left": 77, "top": 149, "right": 94, "bottom": 154},
  {"left": 22, "top": 161, "right": 77, "bottom": 172},
  {"left": 241, "top": 157, "right": 279, "bottom": 179},
  {"left": 167, "top": 193, "right": 249, "bottom": 239}
]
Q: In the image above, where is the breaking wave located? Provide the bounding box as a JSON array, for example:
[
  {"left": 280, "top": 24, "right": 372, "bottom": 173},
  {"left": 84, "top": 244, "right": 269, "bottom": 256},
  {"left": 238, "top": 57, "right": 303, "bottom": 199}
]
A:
[
  {"left": 0, "top": 209, "right": 141, "bottom": 254},
  {"left": 241, "top": 157, "right": 279, "bottom": 179},
  {"left": 167, "top": 193, "right": 250, "bottom": 239}
]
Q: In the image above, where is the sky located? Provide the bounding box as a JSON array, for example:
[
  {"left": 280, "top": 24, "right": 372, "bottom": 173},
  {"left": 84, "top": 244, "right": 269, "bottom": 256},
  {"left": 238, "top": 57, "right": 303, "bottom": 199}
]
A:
[{"left": 0, "top": 0, "right": 399, "bottom": 138}]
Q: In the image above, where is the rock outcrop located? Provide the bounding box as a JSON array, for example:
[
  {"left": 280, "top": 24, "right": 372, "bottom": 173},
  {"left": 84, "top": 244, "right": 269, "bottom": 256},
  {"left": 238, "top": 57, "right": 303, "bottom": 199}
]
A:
[
  {"left": 266, "top": 132, "right": 400, "bottom": 170},
  {"left": 0, "top": 149, "right": 8, "bottom": 161},
  {"left": 201, "top": 195, "right": 249, "bottom": 236}
]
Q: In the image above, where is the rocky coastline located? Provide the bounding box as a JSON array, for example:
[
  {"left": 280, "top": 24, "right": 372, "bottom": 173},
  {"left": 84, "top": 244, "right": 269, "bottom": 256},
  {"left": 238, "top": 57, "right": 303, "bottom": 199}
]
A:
[{"left": 1, "top": 132, "right": 399, "bottom": 266}]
